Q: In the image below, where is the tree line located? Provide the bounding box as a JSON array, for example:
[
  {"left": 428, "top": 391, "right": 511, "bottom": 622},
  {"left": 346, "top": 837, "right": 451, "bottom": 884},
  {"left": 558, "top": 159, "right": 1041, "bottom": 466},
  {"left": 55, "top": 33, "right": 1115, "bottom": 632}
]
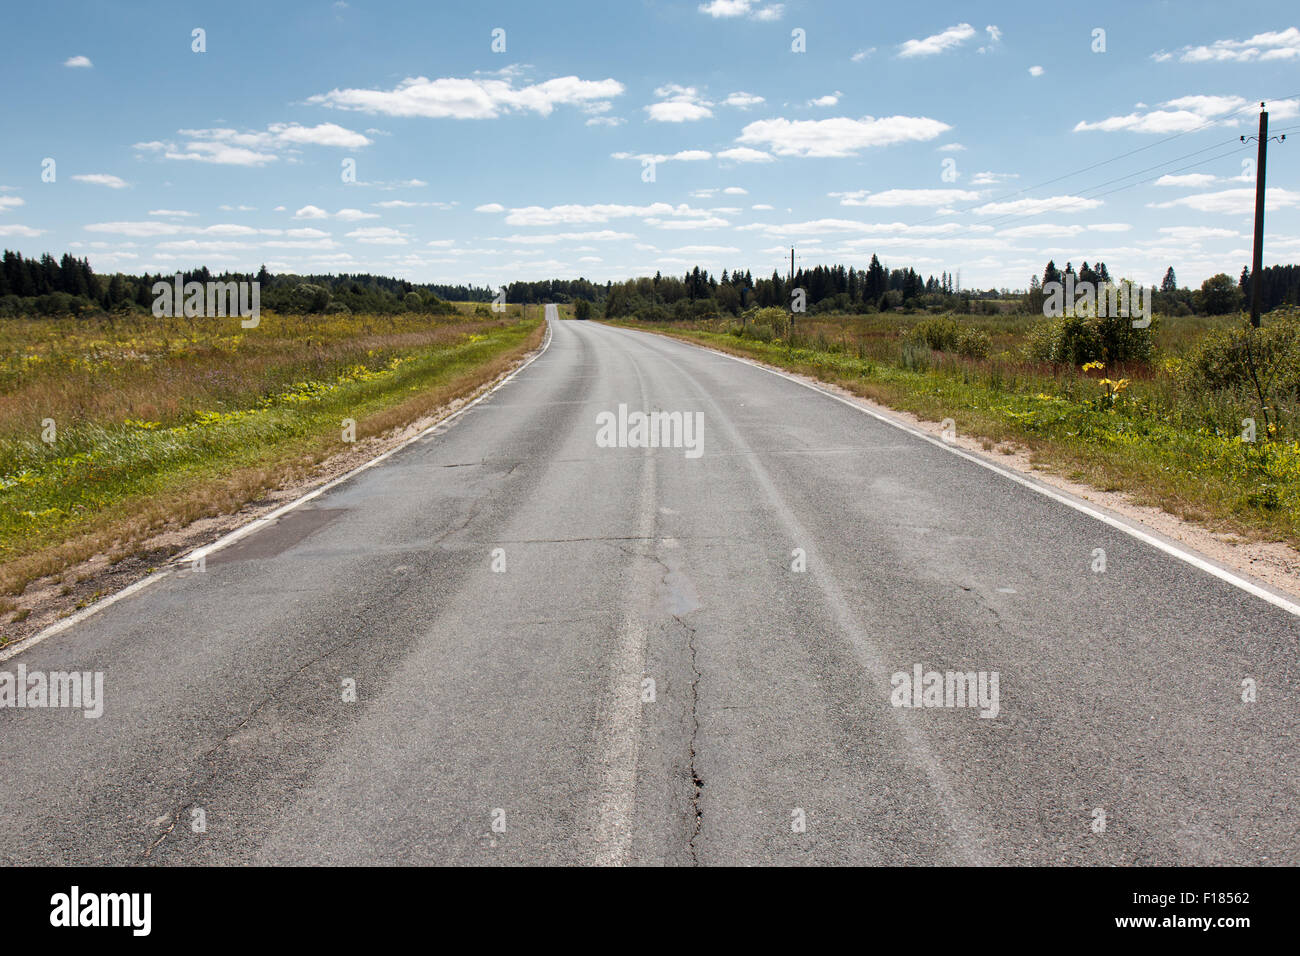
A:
[{"left": 3, "top": 248, "right": 1298, "bottom": 320}]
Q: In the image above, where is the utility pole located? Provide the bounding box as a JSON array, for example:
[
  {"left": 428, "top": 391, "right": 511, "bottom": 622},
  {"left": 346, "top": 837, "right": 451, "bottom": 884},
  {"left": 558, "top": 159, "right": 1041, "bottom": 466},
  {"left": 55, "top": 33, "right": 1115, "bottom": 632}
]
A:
[{"left": 1242, "top": 102, "right": 1287, "bottom": 327}]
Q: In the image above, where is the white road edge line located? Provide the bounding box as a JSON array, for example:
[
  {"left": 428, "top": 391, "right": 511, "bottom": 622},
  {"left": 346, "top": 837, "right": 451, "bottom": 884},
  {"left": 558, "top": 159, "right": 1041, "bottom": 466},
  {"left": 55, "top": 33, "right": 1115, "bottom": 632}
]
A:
[
  {"left": 0, "top": 320, "right": 555, "bottom": 664},
  {"left": 616, "top": 324, "right": 1300, "bottom": 620}
]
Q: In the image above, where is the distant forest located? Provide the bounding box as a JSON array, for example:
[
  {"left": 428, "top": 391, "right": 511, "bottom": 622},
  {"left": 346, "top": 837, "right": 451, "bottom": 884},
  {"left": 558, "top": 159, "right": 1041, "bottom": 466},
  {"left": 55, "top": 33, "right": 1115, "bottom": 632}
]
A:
[{"left": 2, "top": 248, "right": 1298, "bottom": 319}]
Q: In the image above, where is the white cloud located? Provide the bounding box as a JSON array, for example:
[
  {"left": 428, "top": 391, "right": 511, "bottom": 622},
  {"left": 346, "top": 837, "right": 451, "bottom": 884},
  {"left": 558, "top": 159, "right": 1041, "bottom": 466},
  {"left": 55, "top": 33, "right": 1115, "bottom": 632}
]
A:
[
  {"left": 972, "top": 195, "right": 1103, "bottom": 216},
  {"left": 0, "top": 225, "right": 43, "bottom": 237},
  {"left": 1075, "top": 96, "right": 1296, "bottom": 134},
  {"left": 724, "top": 91, "right": 765, "bottom": 108},
  {"left": 64, "top": 55, "right": 92, "bottom": 68},
  {"left": 135, "top": 123, "right": 372, "bottom": 166},
  {"left": 503, "top": 202, "right": 719, "bottom": 227},
  {"left": 475, "top": 203, "right": 506, "bottom": 213},
  {"left": 269, "top": 122, "right": 373, "bottom": 148},
  {"left": 1158, "top": 226, "right": 1240, "bottom": 240},
  {"left": 723, "top": 186, "right": 748, "bottom": 195},
  {"left": 586, "top": 116, "right": 626, "bottom": 126},
  {"left": 308, "top": 74, "right": 625, "bottom": 119},
  {"left": 292, "top": 205, "right": 378, "bottom": 221},
  {"left": 1028, "top": 65, "right": 1044, "bottom": 77},
  {"left": 0, "top": 196, "right": 25, "bottom": 211},
  {"left": 898, "top": 23, "right": 976, "bottom": 58},
  {"left": 736, "top": 115, "right": 951, "bottom": 157},
  {"left": 71, "top": 173, "right": 128, "bottom": 189},
  {"left": 1147, "top": 186, "right": 1300, "bottom": 214},
  {"left": 978, "top": 25, "right": 1003, "bottom": 54},
  {"left": 345, "top": 226, "right": 409, "bottom": 244},
  {"left": 808, "top": 93, "right": 840, "bottom": 107},
  {"left": 830, "top": 188, "right": 981, "bottom": 206},
  {"left": 1154, "top": 27, "right": 1300, "bottom": 64},
  {"left": 148, "top": 209, "right": 197, "bottom": 217},
  {"left": 370, "top": 199, "right": 453, "bottom": 209},
  {"left": 716, "top": 146, "right": 775, "bottom": 163},
  {"left": 611, "top": 149, "right": 713, "bottom": 163},
  {"left": 937, "top": 143, "right": 966, "bottom": 152},
  {"left": 969, "top": 171, "right": 1018, "bottom": 186},
  {"left": 851, "top": 48, "right": 876, "bottom": 62},
  {"left": 646, "top": 85, "right": 713, "bottom": 122},
  {"left": 500, "top": 230, "right": 636, "bottom": 244},
  {"left": 698, "top": 0, "right": 784, "bottom": 21},
  {"left": 1153, "top": 173, "right": 1218, "bottom": 188},
  {"left": 85, "top": 221, "right": 187, "bottom": 237}
]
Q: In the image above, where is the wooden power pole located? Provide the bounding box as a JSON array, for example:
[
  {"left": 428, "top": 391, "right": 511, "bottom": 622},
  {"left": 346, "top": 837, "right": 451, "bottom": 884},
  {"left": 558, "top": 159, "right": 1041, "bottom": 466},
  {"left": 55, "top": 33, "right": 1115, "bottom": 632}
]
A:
[{"left": 1242, "top": 103, "right": 1287, "bottom": 327}]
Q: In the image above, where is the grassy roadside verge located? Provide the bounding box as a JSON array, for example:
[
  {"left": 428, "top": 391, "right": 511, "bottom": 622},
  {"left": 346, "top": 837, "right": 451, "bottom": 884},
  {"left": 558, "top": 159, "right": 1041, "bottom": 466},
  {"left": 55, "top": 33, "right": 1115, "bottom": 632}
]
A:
[
  {"left": 0, "top": 312, "right": 543, "bottom": 621},
  {"left": 609, "top": 320, "right": 1300, "bottom": 551}
]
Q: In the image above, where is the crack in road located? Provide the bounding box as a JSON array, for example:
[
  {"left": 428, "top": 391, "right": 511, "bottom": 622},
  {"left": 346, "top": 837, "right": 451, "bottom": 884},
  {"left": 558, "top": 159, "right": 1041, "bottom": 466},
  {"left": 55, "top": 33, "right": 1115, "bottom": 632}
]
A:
[{"left": 679, "top": 612, "right": 704, "bottom": 865}]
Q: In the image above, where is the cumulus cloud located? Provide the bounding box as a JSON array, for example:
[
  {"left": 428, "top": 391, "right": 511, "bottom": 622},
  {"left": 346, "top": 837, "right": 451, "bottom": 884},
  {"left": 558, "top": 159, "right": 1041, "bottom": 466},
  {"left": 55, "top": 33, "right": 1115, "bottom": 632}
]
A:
[
  {"left": 1153, "top": 173, "right": 1218, "bottom": 187},
  {"left": 1075, "top": 95, "right": 1297, "bottom": 134},
  {"left": 736, "top": 114, "right": 951, "bottom": 157},
  {"left": 292, "top": 205, "right": 379, "bottom": 220},
  {"left": 1147, "top": 187, "right": 1300, "bottom": 214},
  {"left": 898, "top": 23, "right": 976, "bottom": 58},
  {"left": 134, "top": 123, "right": 372, "bottom": 166},
  {"left": 499, "top": 230, "right": 636, "bottom": 244},
  {"left": 308, "top": 74, "right": 625, "bottom": 119},
  {"left": 345, "top": 226, "right": 409, "bottom": 244},
  {"left": 969, "top": 171, "right": 1019, "bottom": 186},
  {"left": 646, "top": 85, "right": 713, "bottom": 122},
  {"left": 1153, "top": 27, "right": 1300, "bottom": 63},
  {"left": 716, "top": 146, "right": 775, "bottom": 163},
  {"left": 503, "top": 202, "right": 720, "bottom": 227},
  {"left": 971, "top": 196, "right": 1103, "bottom": 216},
  {"left": 72, "top": 173, "right": 128, "bottom": 189},
  {"left": 830, "top": 188, "right": 981, "bottom": 206},
  {"left": 978, "top": 25, "right": 1002, "bottom": 54},
  {"left": 64, "top": 55, "right": 92, "bottom": 68},
  {"left": 698, "top": 0, "right": 784, "bottom": 21}
]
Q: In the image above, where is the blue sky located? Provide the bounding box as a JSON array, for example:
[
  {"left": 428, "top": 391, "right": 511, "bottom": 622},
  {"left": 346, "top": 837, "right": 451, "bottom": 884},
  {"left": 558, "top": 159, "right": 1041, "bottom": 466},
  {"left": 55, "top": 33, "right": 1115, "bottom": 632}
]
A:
[{"left": 1, "top": 0, "right": 1299, "bottom": 290}]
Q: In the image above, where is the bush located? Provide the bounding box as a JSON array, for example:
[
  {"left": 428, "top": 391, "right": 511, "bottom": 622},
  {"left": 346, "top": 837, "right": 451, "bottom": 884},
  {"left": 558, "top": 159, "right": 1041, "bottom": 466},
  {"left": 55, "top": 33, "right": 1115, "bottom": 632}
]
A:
[
  {"left": 287, "top": 283, "right": 331, "bottom": 314},
  {"left": 1181, "top": 313, "right": 1300, "bottom": 399},
  {"left": 1027, "top": 311, "right": 1154, "bottom": 366},
  {"left": 754, "top": 306, "right": 790, "bottom": 338},
  {"left": 574, "top": 299, "right": 592, "bottom": 320},
  {"left": 908, "top": 317, "right": 959, "bottom": 351},
  {"left": 1095, "top": 309, "right": 1156, "bottom": 364},
  {"left": 956, "top": 327, "right": 991, "bottom": 359}
]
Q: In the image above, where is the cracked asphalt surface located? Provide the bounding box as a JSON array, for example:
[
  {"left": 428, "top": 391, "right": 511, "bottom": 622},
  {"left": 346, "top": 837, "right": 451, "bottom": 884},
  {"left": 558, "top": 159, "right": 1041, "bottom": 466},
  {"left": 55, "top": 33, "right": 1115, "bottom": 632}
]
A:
[{"left": 2, "top": 315, "right": 1298, "bottom": 865}]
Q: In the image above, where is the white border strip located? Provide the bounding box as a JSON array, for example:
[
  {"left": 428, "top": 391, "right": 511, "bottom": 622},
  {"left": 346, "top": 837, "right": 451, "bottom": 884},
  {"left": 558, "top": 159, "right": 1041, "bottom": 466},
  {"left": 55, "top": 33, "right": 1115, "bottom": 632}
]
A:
[
  {"left": 623, "top": 325, "right": 1300, "bottom": 620},
  {"left": 0, "top": 321, "right": 554, "bottom": 663}
]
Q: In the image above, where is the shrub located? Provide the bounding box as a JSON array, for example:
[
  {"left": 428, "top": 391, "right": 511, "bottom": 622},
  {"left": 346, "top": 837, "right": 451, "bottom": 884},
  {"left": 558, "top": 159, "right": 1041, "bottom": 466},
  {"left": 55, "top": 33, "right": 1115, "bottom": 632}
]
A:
[
  {"left": 956, "top": 327, "right": 991, "bottom": 359},
  {"left": 1180, "top": 313, "right": 1300, "bottom": 400},
  {"left": 754, "top": 306, "right": 790, "bottom": 338},
  {"left": 908, "top": 317, "right": 959, "bottom": 351}
]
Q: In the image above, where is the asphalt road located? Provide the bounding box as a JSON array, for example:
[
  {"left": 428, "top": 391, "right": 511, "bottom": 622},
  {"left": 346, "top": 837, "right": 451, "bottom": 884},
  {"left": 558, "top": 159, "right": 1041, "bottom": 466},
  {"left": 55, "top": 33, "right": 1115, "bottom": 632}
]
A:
[{"left": 2, "top": 314, "right": 1298, "bottom": 865}]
